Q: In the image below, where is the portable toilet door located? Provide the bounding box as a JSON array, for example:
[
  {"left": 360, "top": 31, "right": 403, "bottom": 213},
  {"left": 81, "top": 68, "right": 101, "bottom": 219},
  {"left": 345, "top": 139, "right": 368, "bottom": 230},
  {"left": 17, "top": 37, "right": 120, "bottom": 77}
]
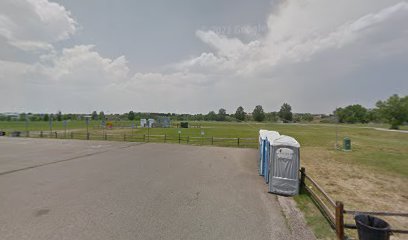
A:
[
  {"left": 258, "top": 130, "right": 268, "bottom": 176},
  {"left": 268, "top": 135, "right": 300, "bottom": 196},
  {"left": 263, "top": 131, "right": 280, "bottom": 183}
]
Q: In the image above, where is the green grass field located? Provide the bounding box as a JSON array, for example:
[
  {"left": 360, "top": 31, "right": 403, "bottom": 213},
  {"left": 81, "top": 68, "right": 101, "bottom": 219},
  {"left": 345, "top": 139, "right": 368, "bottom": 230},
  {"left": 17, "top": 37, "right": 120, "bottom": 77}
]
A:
[
  {"left": 1, "top": 120, "right": 407, "bottom": 239},
  {"left": 1, "top": 120, "right": 407, "bottom": 177}
]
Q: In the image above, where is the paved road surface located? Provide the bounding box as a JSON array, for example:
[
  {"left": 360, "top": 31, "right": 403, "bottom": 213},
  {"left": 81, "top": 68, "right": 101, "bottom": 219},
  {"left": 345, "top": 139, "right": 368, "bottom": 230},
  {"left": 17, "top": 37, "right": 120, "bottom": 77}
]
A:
[{"left": 0, "top": 137, "right": 296, "bottom": 240}]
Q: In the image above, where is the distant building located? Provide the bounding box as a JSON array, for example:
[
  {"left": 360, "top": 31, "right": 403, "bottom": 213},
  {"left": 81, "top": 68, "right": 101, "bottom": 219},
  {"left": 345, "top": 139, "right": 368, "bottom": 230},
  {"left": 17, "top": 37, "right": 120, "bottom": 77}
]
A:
[
  {"left": 156, "top": 117, "right": 171, "bottom": 128},
  {"left": 140, "top": 119, "right": 147, "bottom": 127},
  {"left": 0, "top": 112, "right": 19, "bottom": 120},
  {"left": 147, "top": 119, "right": 155, "bottom": 128}
]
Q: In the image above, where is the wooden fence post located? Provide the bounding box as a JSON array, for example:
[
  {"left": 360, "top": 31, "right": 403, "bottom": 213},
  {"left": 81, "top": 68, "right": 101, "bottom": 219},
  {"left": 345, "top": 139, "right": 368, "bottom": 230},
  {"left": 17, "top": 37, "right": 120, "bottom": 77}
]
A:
[
  {"left": 143, "top": 134, "right": 146, "bottom": 142},
  {"left": 211, "top": 136, "right": 214, "bottom": 145},
  {"left": 55, "top": 132, "right": 57, "bottom": 138},
  {"left": 335, "top": 201, "right": 345, "bottom": 240},
  {"left": 300, "top": 167, "right": 306, "bottom": 188},
  {"left": 104, "top": 133, "right": 107, "bottom": 140},
  {"left": 124, "top": 133, "right": 126, "bottom": 141},
  {"left": 87, "top": 133, "right": 90, "bottom": 140},
  {"left": 164, "top": 134, "right": 166, "bottom": 143},
  {"left": 187, "top": 136, "right": 190, "bottom": 144},
  {"left": 237, "top": 138, "right": 240, "bottom": 147}
]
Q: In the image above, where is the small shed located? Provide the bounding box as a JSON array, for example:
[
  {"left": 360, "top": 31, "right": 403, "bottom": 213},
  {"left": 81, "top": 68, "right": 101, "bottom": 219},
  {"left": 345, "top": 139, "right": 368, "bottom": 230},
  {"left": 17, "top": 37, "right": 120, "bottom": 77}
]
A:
[
  {"left": 263, "top": 131, "right": 280, "bottom": 183},
  {"left": 140, "top": 119, "right": 147, "bottom": 127},
  {"left": 268, "top": 135, "right": 300, "bottom": 196},
  {"left": 258, "top": 130, "right": 269, "bottom": 176},
  {"left": 147, "top": 119, "right": 155, "bottom": 128}
]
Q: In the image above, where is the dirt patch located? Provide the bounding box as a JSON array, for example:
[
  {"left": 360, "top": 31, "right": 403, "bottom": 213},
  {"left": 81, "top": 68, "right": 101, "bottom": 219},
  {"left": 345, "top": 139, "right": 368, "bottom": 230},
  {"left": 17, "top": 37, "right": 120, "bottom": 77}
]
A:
[
  {"left": 278, "top": 196, "right": 316, "bottom": 240},
  {"left": 302, "top": 147, "right": 408, "bottom": 239}
]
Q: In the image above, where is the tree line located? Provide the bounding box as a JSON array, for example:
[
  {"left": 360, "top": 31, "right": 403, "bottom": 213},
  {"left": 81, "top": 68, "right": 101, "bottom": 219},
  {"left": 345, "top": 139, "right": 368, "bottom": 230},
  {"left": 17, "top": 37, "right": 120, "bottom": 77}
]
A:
[
  {"left": 1, "top": 94, "right": 406, "bottom": 129},
  {"left": 335, "top": 94, "right": 408, "bottom": 129}
]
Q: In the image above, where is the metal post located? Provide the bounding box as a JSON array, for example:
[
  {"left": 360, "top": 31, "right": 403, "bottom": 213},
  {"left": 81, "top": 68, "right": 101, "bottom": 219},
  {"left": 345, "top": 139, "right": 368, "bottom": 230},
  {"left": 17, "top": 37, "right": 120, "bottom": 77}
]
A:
[
  {"left": 187, "top": 136, "right": 189, "bottom": 144},
  {"left": 71, "top": 132, "right": 73, "bottom": 139},
  {"left": 211, "top": 136, "right": 214, "bottom": 145},
  {"left": 87, "top": 133, "right": 90, "bottom": 140},
  {"left": 335, "top": 107, "right": 339, "bottom": 150},
  {"left": 49, "top": 117, "right": 52, "bottom": 135},
  {"left": 86, "top": 118, "right": 89, "bottom": 138},
  {"left": 164, "top": 134, "right": 166, "bottom": 143},
  {"left": 178, "top": 133, "right": 181, "bottom": 144},
  {"left": 25, "top": 117, "right": 29, "bottom": 137},
  {"left": 64, "top": 120, "right": 67, "bottom": 139},
  {"left": 143, "top": 134, "right": 146, "bottom": 142},
  {"left": 124, "top": 133, "right": 126, "bottom": 141},
  {"left": 238, "top": 138, "right": 240, "bottom": 147},
  {"left": 55, "top": 131, "right": 57, "bottom": 138},
  {"left": 147, "top": 126, "right": 150, "bottom": 142},
  {"left": 131, "top": 123, "right": 134, "bottom": 137},
  {"left": 335, "top": 201, "right": 345, "bottom": 240},
  {"left": 40, "top": 131, "right": 43, "bottom": 138}
]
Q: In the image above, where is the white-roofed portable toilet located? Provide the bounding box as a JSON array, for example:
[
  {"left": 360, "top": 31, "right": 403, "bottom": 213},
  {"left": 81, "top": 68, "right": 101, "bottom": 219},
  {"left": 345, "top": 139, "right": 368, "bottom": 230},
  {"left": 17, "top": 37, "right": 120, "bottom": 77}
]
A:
[
  {"left": 263, "top": 131, "right": 280, "bottom": 183},
  {"left": 258, "top": 130, "right": 269, "bottom": 176},
  {"left": 268, "top": 135, "right": 300, "bottom": 196}
]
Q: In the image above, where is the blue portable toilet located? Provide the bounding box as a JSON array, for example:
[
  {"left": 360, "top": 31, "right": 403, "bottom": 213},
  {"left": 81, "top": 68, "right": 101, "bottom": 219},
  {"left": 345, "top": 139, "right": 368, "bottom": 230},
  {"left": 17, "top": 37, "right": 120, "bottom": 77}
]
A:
[
  {"left": 258, "top": 130, "right": 269, "bottom": 176},
  {"left": 268, "top": 135, "right": 300, "bottom": 196},
  {"left": 263, "top": 131, "right": 280, "bottom": 183}
]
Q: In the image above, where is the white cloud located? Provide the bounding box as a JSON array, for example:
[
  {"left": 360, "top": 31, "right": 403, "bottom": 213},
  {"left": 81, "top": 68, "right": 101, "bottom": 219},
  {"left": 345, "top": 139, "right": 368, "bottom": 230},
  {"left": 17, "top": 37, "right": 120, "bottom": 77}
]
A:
[
  {"left": 0, "top": 0, "right": 77, "bottom": 51},
  {"left": 0, "top": 0, "right": 407, "bottom": 113}
]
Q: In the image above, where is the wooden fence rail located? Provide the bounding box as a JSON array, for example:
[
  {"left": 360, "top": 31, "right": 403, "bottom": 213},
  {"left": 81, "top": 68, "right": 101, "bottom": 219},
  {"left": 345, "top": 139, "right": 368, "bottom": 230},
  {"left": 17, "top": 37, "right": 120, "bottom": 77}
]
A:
[{"left": 299, "top": 167, "right": 408, "bottom": 239}]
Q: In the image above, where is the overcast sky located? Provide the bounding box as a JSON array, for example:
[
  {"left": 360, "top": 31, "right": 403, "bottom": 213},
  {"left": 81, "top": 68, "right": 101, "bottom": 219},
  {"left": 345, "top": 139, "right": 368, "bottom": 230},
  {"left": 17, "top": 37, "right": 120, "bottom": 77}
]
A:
[{"left": 0, "top": 0, "right": 407, "bottom": 114}]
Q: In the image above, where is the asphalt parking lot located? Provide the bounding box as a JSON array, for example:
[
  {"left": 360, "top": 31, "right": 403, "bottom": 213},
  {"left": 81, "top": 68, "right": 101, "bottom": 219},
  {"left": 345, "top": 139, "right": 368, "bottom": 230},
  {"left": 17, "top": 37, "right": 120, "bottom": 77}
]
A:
[{"left": 0, "top": 137, "right": 302, "bottom": 240}]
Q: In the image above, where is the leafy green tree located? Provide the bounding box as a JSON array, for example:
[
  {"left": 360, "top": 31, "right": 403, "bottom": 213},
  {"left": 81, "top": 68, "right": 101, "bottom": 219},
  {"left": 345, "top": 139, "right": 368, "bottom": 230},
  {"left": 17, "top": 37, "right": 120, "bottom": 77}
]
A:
[
  {"left": 19, "top": 113, "right": 27, "bottom": 121},
  {"left": 99, "top": 111, "right": 105, "bottom": 120},
  {"left": 265, "top": 112, "right": 278, "bottom": 122},
  {"left": 91, "top": 111, "right": 98, "bottom": 120},
  {"left": 376, "top": 94, "right": 408, "bottom": 129},
  {"left": 366, "top": 109, "right": 380, "bottom": 123},
  {"left": 335, "top": 104, "right": 367, "bottom": 123},
  {"left": 128, "top": 111, "right": 135, "bottom": 121},
  {"left": 293, "top": 114, "right": 301, "bottom": 123},
  {"left": 205, "top": 111, "right": 217, "bottom": 121},
  {"left": 252, "top": 105, "right": 265, "bottom": 122},
  {"left": 234, "top": 106, "right": 246, "bottom": 121},
  {"left": 279, "top": 103, "right": 293, "bottom": 122},
  {"left": 56, "top": 111, "right": 62, "bottom": 121},
  {"left": 43, "top": 114, "right": 49, "bottom": 122},
  {"left": 217, "top": 108, "right": 227, "bottom": 121},
  {"left": 302, "top": 113, "right": 314, "bottom": 122}
]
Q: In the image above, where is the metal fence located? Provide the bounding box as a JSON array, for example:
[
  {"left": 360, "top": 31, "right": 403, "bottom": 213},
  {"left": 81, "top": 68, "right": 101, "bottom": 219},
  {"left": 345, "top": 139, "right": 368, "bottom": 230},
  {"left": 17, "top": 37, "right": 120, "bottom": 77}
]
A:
[{"left": 3, "top": 130, "right": 258, "bottom": 148}]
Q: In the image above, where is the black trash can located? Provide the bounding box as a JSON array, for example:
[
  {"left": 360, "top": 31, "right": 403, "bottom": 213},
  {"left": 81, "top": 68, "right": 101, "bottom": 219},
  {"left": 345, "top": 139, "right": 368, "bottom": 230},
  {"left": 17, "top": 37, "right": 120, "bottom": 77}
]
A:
[{"left": 355, "top": 214, "right": 391, "bottom": 240}]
